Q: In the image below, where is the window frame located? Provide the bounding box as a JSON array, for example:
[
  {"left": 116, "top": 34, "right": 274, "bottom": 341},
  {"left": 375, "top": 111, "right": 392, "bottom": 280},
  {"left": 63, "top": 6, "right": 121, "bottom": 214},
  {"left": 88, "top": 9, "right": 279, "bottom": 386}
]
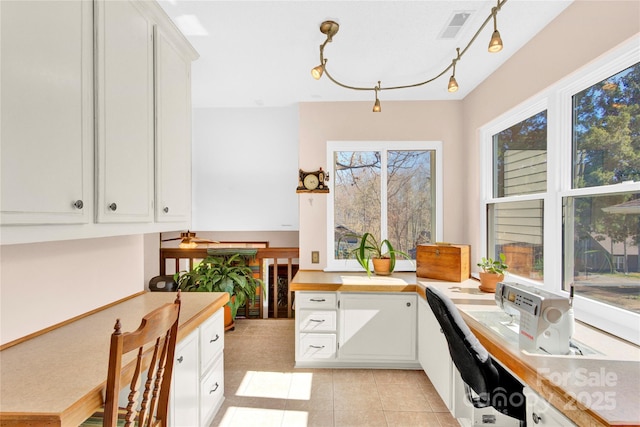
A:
[
  {"left": 325, "top": 140, "right": 443, "bottom": 272},
  {"left": 480, "top": 35, "right": 640, "bottom": 345}
]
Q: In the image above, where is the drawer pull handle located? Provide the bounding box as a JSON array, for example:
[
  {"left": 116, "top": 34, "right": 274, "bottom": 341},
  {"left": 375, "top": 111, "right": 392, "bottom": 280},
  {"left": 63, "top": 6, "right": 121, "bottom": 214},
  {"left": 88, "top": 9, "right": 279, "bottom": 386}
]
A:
[
  {"left": 177, "top": 356, "right": 184, "bottom": 363},
  {"left": 310, "top": 298, "right": 326, "bottom": 302},
  {"left": 309, "top": 319, "right": 325, "bottom": 323},
  {"left": 532, "top": 413, "right": 542, "bottom": 424},
  {"left": 210, "top": 382, "right": 219, "bottom": 394},
  {"left": 309, "top": 345, "right": 325, "bottom": 349},
  {"left": 210, "top": 334, "right": 220, "bottom": 343}
]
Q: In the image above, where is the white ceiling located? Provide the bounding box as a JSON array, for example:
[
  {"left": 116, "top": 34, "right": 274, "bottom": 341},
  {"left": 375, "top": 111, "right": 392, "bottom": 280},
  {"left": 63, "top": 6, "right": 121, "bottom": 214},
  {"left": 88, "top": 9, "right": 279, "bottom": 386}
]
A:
[{"left": 158, "top": 0, "right": 572, "bottom": 109}]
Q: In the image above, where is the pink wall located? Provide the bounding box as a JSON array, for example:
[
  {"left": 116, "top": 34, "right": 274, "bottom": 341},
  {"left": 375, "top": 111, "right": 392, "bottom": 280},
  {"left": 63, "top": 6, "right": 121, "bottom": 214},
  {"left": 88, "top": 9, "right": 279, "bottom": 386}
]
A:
[
  {"left": 1, "top": 235, "right": 144, "bottom": 345},
  {"left": 298, "top": 101, "right": 463, "bottom": 269},
  {"left": 462, "top": 0, "right": 640, "bottom": 266}
]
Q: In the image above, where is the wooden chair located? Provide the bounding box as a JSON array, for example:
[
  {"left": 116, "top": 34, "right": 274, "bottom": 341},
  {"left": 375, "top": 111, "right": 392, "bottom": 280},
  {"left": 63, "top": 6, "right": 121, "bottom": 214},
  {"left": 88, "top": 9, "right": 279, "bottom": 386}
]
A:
[{"left": 82, "top": 291, "right": 181, "bottom": 427}]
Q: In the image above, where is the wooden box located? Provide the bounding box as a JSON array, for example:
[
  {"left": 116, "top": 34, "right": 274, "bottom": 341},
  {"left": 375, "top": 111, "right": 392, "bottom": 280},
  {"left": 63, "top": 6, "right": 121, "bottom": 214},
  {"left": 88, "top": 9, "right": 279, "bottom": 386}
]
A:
[{"left": 416, "top": 244, "right": 470, "bottom": 282}]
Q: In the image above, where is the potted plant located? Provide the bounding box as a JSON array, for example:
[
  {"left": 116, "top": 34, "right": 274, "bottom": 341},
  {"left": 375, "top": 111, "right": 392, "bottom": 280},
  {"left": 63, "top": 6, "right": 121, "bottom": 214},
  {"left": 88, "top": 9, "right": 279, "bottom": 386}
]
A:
[
  {"left": 352, "top": 232, "right": 411, "bottom": 277},
  {"left": 174, "top": 253, "right": 264, "bottom": 330},
  {"left": 477, "top": 253, "right": 508, "bottom": 293}
]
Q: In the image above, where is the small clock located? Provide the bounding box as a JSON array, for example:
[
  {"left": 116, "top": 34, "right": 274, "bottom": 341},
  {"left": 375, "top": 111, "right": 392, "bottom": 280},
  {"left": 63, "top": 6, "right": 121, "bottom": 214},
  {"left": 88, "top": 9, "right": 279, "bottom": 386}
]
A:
[{"left": 297, "top": 168, "right": 329, "bottom": 193}]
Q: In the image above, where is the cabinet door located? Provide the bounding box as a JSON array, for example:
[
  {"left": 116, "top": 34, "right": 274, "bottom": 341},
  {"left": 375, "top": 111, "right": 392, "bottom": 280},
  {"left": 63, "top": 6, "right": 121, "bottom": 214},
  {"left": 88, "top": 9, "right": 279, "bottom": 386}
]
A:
[
  {"left": 418, "top": 297, "right": 453, "bottom": 410},
  {"left": 95, "top": 0, "right": 154, "bottom": 223},
  {"left": 171, "top": 329, "right": 199, "bottom": 427},
  {"left": 339, "top": 293, "right": 416, "bottom": 361},
  {"left": 0, "top": 0, "right": 92, "bottom": 225},
  {"left": 155, "top": 27, "right": 192, "bottom": 223}
]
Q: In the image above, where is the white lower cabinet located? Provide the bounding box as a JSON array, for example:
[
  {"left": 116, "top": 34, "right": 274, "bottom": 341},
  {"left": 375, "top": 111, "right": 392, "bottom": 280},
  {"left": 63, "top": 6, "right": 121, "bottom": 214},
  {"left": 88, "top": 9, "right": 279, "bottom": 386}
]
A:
[
  {"left": 172, "top": 329, "right": 199, "bottom": 427},
  {"left": 339, "top": 293, "right": 416, "bottom": 362},
  {"left": 171, "top": 308, "right": 224, "bottom": 426},
  {"left": 418, "top": 296, "right": 453, "bottom": 410},
  {"left": 295, "top": 291, "right": 418, "bottom": 368},
  {"left": 523, "top": 387, "right": 576, "bottom": 426}
]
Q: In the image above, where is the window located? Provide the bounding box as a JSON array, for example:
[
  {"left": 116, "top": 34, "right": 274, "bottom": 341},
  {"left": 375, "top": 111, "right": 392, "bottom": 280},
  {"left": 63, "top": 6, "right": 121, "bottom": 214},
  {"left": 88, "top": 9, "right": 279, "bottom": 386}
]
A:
[
  {"left": 481, "top": 38, "right": 639, "bottom": 344},
  {"left": 326, "top": 141, "right": 442, "bottom": 271},
  {"left": 487, "top": 111, "right": 547, "bottom": 282}
]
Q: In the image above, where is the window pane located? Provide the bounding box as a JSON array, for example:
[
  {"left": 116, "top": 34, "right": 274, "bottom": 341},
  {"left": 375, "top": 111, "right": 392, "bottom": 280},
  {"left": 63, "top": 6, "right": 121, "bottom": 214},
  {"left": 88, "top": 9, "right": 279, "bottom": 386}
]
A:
[
  {"left": 387, "top": 151, "right": 434, "bottom": 258},
  {"left": 493, "top": 111, "right": 547, "bottom": 197},
  {"left": 573, "top": 63, "right": 640, "bottom": 188},
  {"left": 563, "top": 192, "right": 640, "bottom": 313},
  {"left": 334, "top": 151, "right": 381, "bottom": 259},
  {"left": 488, "top": 200, "right": 544, "bottom": 281}
]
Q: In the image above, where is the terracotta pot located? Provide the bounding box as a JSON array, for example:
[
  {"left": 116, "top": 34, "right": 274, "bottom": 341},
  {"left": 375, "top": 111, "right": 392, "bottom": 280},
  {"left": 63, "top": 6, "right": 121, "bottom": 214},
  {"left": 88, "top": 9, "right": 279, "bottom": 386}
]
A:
[
  {"left": 224, "top": 296, "right": 236, "bottom": 331},
  {"left": 478, "top": 272, "right": 504, "bottom": 293},
  {"left": 372, "top": 258, "right": 392, "bottom": 276}
]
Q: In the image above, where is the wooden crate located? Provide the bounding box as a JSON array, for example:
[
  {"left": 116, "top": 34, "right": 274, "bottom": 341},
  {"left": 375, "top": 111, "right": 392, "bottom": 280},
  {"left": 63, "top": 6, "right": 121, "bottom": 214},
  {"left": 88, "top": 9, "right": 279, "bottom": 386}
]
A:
[{"left": 416, "top": 244, "right": 470, "bottom": 282}]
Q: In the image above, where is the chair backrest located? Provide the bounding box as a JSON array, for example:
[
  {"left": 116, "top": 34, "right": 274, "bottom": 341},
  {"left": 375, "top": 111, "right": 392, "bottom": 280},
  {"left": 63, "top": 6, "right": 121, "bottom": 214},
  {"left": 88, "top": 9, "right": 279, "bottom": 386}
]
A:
[
  {"left": 103, "top": 291, "right": 181, "bottom": 427},
  {"left": 425, "top": 286, "right": 498, "bottom": 401},
  {"left": 148, "top": 275, "right": 178, "bottom": 292}
]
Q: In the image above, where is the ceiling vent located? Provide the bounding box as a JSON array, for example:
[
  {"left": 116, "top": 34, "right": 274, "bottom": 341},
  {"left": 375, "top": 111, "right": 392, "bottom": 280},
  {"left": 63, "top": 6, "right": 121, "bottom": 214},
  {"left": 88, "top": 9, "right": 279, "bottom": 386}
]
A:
[{"left": 439, "top": 11, "right": 472, "bottom": 39}]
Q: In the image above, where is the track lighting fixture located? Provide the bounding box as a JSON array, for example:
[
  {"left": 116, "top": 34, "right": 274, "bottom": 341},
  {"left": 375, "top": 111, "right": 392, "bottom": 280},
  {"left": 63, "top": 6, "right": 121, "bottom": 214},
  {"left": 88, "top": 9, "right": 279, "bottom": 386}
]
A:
[
  {"left": 488, "top": 5, "right": 504, "bottom": 52},
  {"left": 448, "top": 48, "right": 460, "bottom": 93},
  {"left": 373, "top": 83, "right": 382, "bottom": 112},
  {"left": 311, "top": 0, "right": 506, "bottom": 110}
]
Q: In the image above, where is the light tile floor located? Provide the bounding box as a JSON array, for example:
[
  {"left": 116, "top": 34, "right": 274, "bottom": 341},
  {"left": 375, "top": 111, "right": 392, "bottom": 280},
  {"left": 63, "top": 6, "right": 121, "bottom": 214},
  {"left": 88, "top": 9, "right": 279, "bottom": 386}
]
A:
[{"left": 209, "top": 319, "right": 459, "bottom": 427}]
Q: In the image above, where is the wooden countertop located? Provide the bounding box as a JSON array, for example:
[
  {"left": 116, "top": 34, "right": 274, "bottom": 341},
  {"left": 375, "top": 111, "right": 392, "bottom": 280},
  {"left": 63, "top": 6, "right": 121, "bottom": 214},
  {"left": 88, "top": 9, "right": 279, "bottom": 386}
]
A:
[
  {"left": 291, "top": 270, "right": 640, "bottom": 426},
  {"left": 0, "top": 291, "right": 229, "bottom": 427}
]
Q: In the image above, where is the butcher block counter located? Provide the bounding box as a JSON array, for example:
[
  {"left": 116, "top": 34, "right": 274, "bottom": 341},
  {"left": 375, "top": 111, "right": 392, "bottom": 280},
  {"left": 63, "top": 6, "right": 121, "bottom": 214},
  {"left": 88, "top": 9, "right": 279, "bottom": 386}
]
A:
[
  {"left": 291, "top": 270, "right": 640, "bottom": 426},
  {"left": 0, "top": 291, "right": 229, "bottom": 427}
]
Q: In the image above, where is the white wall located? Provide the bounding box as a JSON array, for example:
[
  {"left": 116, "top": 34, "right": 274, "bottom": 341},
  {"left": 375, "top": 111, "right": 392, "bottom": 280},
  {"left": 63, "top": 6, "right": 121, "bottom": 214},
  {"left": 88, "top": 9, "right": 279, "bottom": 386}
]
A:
[
  {"left": 192, "top": 106, "right": 299, "bottom": 231},
  {"left": 0, "top": 235, "right": 144, "bottom": 345}
]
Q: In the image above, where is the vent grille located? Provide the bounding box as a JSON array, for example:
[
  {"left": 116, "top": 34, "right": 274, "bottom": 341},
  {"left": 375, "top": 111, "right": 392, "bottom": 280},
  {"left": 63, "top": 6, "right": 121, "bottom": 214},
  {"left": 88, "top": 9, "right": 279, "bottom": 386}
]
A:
[{"left": 439, "top": 11, "right": 472, "bottom": 39}]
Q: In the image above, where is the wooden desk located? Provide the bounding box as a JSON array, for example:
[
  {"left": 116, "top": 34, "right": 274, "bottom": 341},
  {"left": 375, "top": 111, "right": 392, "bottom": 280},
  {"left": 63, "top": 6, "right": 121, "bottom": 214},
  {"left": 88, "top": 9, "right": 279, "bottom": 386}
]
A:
[{"left": 0, "top": 292, "right": 229, "bottom": 427}]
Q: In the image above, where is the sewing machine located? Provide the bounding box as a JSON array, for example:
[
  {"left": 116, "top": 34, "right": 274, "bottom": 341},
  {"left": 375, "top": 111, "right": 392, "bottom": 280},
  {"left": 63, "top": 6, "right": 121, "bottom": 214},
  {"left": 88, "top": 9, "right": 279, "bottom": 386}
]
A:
[{"left": 495, "top": 282, "right": 574, "bottom": 355}]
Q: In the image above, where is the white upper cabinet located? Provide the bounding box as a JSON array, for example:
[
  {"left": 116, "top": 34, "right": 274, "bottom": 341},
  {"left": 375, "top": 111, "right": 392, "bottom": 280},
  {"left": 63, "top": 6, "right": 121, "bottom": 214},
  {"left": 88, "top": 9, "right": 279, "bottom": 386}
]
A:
[
  {"left": 0, "top": 0, "right": 92, "bottom": 225},
  {"left": 155, "top": 26, "right": 192, "bottom": 223},
  {"left": 95, "top": 0, "right": 155, "bottom": 223},
  {"left": 0, "top": 0, "right": 198, "bottom": 244}
]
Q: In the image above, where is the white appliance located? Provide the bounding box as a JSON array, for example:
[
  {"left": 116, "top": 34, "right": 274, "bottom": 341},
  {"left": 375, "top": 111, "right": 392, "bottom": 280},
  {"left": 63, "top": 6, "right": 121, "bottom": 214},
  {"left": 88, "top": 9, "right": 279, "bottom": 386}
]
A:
[{"left": 495, "top": 282, "right": 574, "bottom": 355}]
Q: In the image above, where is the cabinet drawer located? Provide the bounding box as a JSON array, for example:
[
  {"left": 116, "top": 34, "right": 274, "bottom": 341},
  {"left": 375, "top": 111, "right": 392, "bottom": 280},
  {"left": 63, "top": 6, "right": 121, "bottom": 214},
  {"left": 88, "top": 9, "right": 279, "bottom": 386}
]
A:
[
  {"left": 200, "top": 309, "right": 224, "bottom": 373},
  {"left": 299, "top": 310, "right": 336, "bottom": 332},
  {"left": 296, "top": 292, "right": 336, "bottom": 309},
  {"left": 299, "top": 333, "right": 336, "bottom": 360},
  {"left": 200, "top": 354, "right": 224, "bottom": 426}
]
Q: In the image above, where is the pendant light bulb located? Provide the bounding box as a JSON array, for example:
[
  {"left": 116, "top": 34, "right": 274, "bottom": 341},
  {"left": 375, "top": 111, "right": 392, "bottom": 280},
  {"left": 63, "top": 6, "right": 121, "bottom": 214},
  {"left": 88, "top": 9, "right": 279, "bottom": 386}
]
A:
[
  {"left": 448, "top": 75, "right": 459, "bottom": 92},
  {"left": 373, "top": 84, "right": 381, "bottom": 112},
  {"left": 311, "top": 64, "right": 324, "bottom": 80},
  {"left": 488, "top": 7, "right": 503, "bottom": 53},
  {"left": 488, "top": 30, "right": 503, "bottom": 53},
  {"left": 448, "top": 50, "right": 460, "bottom": 93}
]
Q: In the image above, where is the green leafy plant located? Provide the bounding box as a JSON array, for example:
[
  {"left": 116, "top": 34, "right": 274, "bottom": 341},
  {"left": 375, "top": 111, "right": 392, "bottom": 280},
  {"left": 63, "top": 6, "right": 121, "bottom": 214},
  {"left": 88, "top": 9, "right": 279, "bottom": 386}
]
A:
[
  {"left": 174, "top": 253, "right": 264, "bottom": 320},
  {"left": 477, "top": 253, "right": 509, "bottom": 275},
  {"left": 352, "top": 232, "right": 411, "bottom": 276}
]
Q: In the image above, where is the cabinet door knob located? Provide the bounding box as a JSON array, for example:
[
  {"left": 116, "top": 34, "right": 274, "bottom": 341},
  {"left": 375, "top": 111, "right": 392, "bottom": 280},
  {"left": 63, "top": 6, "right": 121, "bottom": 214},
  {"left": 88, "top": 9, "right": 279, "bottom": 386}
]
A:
[
  {"left": 177, "top": 356, "right": 184, "bottom": 363},
  {"left": 109, "top": 203, "right": 117, "bottom": 211},
  {"left": 210, "top": 382, "right": 219, "bottom": 393},
  {"left": 73, "top": 200, "right": 84, "bottom": 209},
  {"left": 210, "top": 334, "right": 220, "bottom": 343},
  {"left": 406, "top": 302, "right": 411, "bottom": 307},
  {"left": 532, "top": 413, "right": 542, "bottom": 424},
  {"left": 163, "top": 206, "right": 169, "bottom": 213}
]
